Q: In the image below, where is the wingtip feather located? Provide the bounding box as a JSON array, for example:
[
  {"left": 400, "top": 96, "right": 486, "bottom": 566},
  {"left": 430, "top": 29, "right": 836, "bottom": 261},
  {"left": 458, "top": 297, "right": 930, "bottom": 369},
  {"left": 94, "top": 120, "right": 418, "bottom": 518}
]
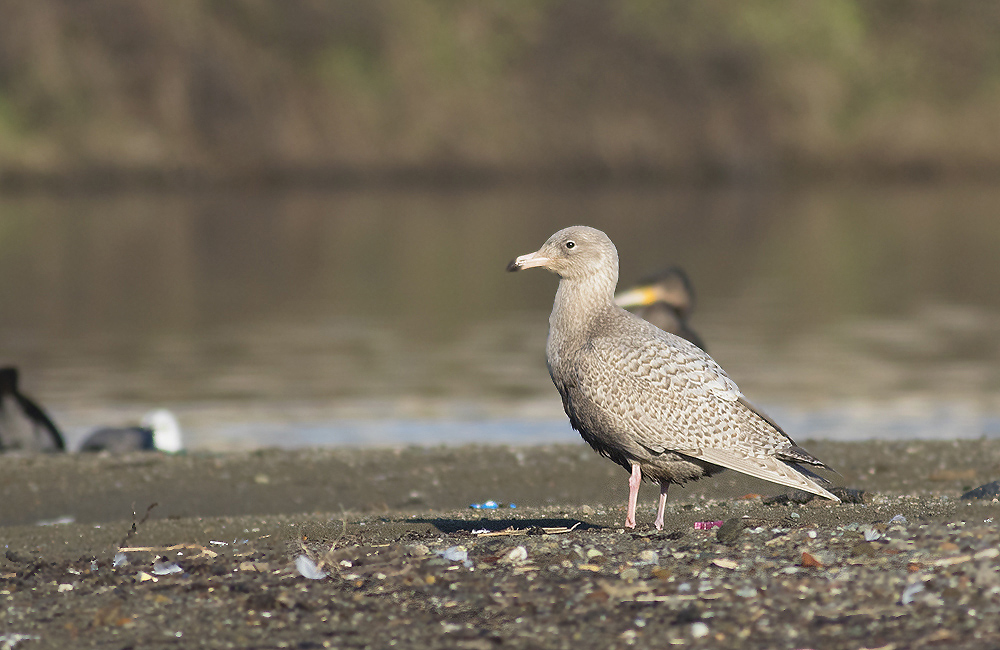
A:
[{"left": 694, "top": 448, "right": 840, "bottom": 502}]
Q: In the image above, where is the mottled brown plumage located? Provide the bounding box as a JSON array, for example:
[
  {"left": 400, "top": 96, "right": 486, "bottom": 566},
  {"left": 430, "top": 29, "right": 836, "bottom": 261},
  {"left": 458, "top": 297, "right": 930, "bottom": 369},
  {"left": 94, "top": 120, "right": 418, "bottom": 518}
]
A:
[{"left": 507, "top": 226, "right": 837, "bottom": 529}]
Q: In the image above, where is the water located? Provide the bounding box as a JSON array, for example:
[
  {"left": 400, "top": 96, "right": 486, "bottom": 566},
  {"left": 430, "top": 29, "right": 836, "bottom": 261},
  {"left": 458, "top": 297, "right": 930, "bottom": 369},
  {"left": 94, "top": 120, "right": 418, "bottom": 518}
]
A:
[{"left": 1, "top": 184, "right": 998, "bottom": 450}]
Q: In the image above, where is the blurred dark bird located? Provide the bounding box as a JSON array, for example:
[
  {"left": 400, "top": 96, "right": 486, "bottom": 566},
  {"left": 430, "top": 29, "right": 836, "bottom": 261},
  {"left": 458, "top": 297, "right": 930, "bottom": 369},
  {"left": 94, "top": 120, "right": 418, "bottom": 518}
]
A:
[
  {"left": 79, "top": 409, "right": 183, "bottom": 453},
  {"left": 0, "top": 366, "right": 65, "bottom": 452},
  {"left": 507, "top": 226, "right": 837, "bottom": 530},
  {"left": 614, "top": 267, "right": 707, "bottom": 350}
]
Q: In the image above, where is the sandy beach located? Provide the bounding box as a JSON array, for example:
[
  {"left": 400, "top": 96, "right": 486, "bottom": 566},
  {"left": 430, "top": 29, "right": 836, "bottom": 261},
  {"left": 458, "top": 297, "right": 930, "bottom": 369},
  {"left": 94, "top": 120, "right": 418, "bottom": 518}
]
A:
[{"left": 2, "top": 440, "right": 1000, "bottom": 649}]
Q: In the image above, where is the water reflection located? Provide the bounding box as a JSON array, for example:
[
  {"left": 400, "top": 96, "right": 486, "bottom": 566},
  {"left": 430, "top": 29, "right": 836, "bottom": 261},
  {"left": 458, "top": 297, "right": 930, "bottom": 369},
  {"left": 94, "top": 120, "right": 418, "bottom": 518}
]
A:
[{"left": 0, "top": 185, "right": 998, "bottom": 449}]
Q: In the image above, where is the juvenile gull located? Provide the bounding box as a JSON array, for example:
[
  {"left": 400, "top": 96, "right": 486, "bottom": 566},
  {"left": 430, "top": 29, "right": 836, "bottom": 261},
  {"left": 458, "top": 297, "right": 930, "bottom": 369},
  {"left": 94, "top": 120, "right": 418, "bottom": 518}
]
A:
[
  {"left": 507, "top": 226, "right": 837, "bottom": 530},
  {"left": 0, "top": 366, "right": 65, "bottom": 453},
  {"left": 615, "top": 266, "right": 707, "bottom": 350}
]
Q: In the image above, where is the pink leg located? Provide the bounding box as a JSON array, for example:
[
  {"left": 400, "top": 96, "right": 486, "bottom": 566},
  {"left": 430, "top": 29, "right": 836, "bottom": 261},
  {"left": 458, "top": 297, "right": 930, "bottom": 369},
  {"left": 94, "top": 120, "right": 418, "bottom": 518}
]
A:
[
  {"left": 654, "top": 483, "right": 669, "bottom": 531},
  {"left": 625, "top": 463, "right": 642, "bottom": 529}
]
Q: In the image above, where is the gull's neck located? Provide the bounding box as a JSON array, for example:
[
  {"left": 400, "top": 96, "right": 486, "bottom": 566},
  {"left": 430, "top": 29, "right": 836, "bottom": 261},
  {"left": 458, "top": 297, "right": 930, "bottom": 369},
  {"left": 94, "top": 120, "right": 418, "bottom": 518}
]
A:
[{"left": 548, "top": 272, "right": 617, "bottom": 356}]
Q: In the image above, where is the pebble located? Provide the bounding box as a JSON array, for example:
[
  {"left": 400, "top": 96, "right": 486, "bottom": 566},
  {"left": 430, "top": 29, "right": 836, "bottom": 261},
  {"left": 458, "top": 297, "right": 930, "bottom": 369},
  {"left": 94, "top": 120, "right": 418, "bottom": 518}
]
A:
[
  {"left": 408, "top": 544, "right": 431, "bottom": 557},
  {"left": 691, "top": 622, "right": 710, "bottom": 639},
  {"left": 636, "top": 550, "right": 658, "bottom": 565},
  {"left": 716, "top": 518, "right": 743, "bottom": 546},
  {"left": 441, "top": 546, "right": 469, "bottom": 563},
  {"left": 801, "top": 552, "right": 823, "bottom": 568},
  {"left": 620, "top": 567, "right": 639, "bottom": 582},
  {"left": 851, "top": 542, "right": 880, "bottom": 557},
  {"left": 501, "top": 546, "right": 528, "bottom": 564}
]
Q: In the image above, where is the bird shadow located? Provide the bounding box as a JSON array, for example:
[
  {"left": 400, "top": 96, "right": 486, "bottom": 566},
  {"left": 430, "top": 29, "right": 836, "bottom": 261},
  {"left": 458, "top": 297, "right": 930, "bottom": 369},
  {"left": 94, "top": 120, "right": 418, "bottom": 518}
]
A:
[{"left": 409, "top": 517, "right": 604, "bottom": 535}]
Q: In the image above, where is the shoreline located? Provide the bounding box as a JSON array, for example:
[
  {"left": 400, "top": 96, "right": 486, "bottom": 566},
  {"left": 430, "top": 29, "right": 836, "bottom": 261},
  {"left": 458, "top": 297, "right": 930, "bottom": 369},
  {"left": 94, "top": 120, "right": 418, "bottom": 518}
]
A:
[
  {"left": 2, "top": 440, "right": 997, "bottom": 529},
  {"left": 3, "top": 441, "right": 999, "bottom": 649}
]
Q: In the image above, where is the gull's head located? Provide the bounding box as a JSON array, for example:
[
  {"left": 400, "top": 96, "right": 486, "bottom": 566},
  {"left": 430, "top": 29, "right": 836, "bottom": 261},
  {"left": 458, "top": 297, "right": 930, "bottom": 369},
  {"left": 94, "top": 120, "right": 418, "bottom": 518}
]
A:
[{"left": 506, "top": 226, "right": 619, "bottom": 285}]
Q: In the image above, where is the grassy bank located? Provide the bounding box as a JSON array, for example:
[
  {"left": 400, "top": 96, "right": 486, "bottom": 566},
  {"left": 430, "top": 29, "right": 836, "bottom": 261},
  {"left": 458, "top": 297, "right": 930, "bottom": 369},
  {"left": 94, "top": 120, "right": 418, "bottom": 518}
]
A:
[{"left": 1, "top": 1, "right": 1000, "bottom": 187}]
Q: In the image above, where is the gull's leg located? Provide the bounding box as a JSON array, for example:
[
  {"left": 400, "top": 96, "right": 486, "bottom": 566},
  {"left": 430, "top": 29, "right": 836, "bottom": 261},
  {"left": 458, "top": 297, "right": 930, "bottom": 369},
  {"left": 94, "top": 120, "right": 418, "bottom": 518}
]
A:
[
  {"left": 625, "top": 463, "right": 642, "bottom": 529},
  {"left": 654, "top": 482, "right": 669, "bottom": 531}
]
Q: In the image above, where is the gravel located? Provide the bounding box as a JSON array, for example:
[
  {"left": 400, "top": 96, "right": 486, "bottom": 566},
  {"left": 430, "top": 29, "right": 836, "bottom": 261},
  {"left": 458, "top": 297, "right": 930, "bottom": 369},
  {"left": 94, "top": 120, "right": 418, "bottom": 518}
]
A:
[{"left": 2, "top": 441, "right": 1000, "bottom": 648}]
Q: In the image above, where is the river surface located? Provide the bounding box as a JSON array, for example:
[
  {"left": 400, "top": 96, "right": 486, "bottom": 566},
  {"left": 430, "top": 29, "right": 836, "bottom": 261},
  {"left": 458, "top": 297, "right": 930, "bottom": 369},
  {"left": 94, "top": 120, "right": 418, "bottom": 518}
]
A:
[{"left": 1, "top": 184, "right": 998, "bottom": 450}]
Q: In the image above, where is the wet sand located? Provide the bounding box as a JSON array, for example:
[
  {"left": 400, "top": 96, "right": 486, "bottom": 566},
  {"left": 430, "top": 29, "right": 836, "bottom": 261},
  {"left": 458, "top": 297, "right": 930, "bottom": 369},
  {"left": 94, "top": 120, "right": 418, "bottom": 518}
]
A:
[{"left": 2, "top": 440, "right": 1000, "bottom": 649}]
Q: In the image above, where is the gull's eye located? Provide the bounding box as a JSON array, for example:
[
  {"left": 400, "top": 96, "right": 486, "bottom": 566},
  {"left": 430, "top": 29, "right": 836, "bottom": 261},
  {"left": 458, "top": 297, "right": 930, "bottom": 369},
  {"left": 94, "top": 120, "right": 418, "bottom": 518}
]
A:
[{"left": 565, "top": 241, "right": 576, "bottom": 249}]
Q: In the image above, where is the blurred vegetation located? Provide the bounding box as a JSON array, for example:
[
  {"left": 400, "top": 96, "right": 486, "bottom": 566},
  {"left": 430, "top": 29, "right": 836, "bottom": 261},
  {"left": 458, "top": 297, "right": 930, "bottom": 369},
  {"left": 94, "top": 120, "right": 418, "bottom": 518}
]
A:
[{"left": 1, "top": 0, "right": 999, "bottom": 186}]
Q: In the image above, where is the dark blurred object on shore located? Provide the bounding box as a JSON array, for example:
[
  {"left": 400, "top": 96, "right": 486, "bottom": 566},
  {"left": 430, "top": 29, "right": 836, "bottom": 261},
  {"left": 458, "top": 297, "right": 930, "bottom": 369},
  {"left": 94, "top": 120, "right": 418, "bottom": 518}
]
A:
[
  {"left": 0, "top": 367, "right": 65, "bottom": 452},
  {"left": 79, "top": 409, "right": 183, "bottom": 453}
]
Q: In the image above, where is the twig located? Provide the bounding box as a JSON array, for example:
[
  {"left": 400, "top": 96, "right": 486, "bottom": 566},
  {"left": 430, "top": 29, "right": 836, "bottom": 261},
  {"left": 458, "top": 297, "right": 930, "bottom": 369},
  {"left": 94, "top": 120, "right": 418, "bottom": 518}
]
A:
[
  {"left": 318, "top": 512, "right": 350, "bottom": 569},
  {"left": 117, "top": 502, "right": 159, "bottom": 549},
  {"left": 118, "top": 543, "right": 219, "bottom": 559},
  {"left": 476, "top": 523, "right": 581, "bottom": 537},
  {"left": 296, "top": 510, "right": 351, "bottom": 572}
]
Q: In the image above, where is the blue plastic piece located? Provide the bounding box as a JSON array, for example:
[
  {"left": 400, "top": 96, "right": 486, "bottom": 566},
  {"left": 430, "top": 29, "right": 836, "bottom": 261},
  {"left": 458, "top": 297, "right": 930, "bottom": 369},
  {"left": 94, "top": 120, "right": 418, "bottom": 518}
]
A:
[{"left": 470, "top": 500, "right": 503, "bottom": 509}]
